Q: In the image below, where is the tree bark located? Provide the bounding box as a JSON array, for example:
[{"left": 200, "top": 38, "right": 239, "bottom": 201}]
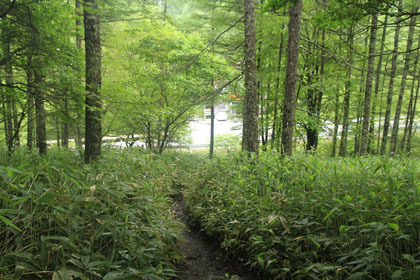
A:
[
  {"left": 339, "top": 28, "right": 354, "bottom": 157},
  {"left": 281, "top": 0, "right": 302, "bottom": 156},
  {"left": 360, "top": 14, "right": 378, "bottom": 155},
  {"left": 406, "top": 77, "right": 420, "bottom": 154},
  {"left": 84, "top": 0, "right": 102, "bottom": 163},
  {"left": 271, "top": 19, "right": 285, "bottom": 151},
  {"left": 381, "top": 0, "right": 402, "bottom": 155},
  {"left": 34, "top": 68, "right": 47, "bottom": 155},
  {"left": 389, "top": 8, "right": 418, "bottom": 155},
  {"left": 75, "top": 0, "right": 83, "bottom": 152},
  {"left": 368, "top": 14, "right": 388, "bottom": 154},
  {"left": 331, "top": 91, "right": 340, "bottom": 157},
  {"left": 26, "top": 68, "right": 34, "bottom": 150},
  {"left": 242, "top": 0, "right": 259, "bottom": 154},
  {"left": 400, "top": 71, "right": 416, "bottom": 152}
]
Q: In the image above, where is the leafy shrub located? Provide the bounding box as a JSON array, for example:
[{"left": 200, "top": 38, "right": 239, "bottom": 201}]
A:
[
  {"left": 0, "top": 148, "right": 183, "bottom": 280},
  {"left": 179, "top": 152, "right": 420, "bottom": 279}
]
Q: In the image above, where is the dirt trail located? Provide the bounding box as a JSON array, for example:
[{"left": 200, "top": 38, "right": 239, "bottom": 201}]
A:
[{"left": 174, "top": 200, "right": 258, "bottom": 280}]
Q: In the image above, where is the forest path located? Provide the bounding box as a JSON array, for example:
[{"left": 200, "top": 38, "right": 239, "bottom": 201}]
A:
[{"left": 174, "top": 199, "right": 258, "bottom": 280}]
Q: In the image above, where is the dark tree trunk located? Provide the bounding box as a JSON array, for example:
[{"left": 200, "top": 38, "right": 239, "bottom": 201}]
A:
[
  {"left": 84, "top": 0, "right": 102, "bottom": 163},
  {"left": 339, "top": 29, "right": 354, "bottom": 157},
  {"left": 62, "top": 92, "right": 69, "bottom": 147},
  {"left": 360, "top": 14, "right": 378, "bottom": 155},
  {"left": 271, "top": 19, "right": 285, "bottom": 151},
  {"left": 281, "top": 0, "right": 302, "bottom": 156},
  {"left": 368, "top": 14, "right": 388, "bottom": 154},
  {"left": 381, "top": 0, "right": 402, "bottom": 155},
  {"left": 406, "top": 77, "right": 420, "bottom": 154},
  {"left": 389, "top": 8, "right": 417, "bottom": 155},
  {"left": 26, "top": 68, "right": 34, "bottom": 150},
  {"left": 1, "top": 93, "right": 9, "bottom": 148},
  {"left": 242, "top": 0, "right": 259, "bottom": 154},
  {"left": 400, "top": 73, "right": 416, "bottom": 152},
  {"left": 331, "top": 92, "right": 340, "bottom": 157},
  {"left": 34, "top": 69, "right": 47, "bottom": 155},
  {"left": 75, "top": 0, "right": 83, "bottom": 152},
  {"left": 3, "top": 32, "right": 14, "bottom": 152}
]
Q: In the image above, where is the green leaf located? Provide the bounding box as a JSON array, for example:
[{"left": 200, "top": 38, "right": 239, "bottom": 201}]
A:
[
  {"left": 0, "top": 214, "right": 22, "bottom": 232},
  {"left": 403, "top": 254, "right": 416, "bottom": 265},
  {"left": 322, "top": 207, "right": 338, "bottom": 222},
  {"left": 388, "top": 223, "right": 399, "bottom": 232},
  {"left": 52, "top": 268, "right": 73, "bottom": 280}
]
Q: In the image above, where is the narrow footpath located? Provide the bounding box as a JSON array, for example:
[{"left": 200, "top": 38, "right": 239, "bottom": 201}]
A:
[{"left": 174, "top": 199, "right": 258, "bottom": 280}]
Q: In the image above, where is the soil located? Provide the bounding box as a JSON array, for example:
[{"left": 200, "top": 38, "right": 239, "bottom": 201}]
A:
[{"left": 174, "top": 199, "right": 258, "bottom": 280}]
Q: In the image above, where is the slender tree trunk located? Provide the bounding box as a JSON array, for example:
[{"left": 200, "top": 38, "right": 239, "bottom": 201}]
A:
[
  {"left": 400, "top": 74, "right": 416, "bottom": 152},
  {"left": 210, "top": 99, "right": 215, "bottom": 159},
  {"left": 32, "top": 24, "right": 47, "bottom": 154},
  {"left": 84, "top": 0, "right": 102, "bottom": 163},
  {"left": 62, "top": 92, "right": 69, "bottom": 147},
  {"left": 406, "top": 78, "right": 420, "bottom": 154},
  {"left": 331, "top": 91, "right": 340, "bottom": 157},
  {"left": 163, "top": 0, "right": 167, "bottom": 20},
  {"left": 381, "top": 0, "right": 402, "bottom": 155},
  {"left": 377, "top": 61, "right": 388, "bottom": 151},
  {"left": 368, "top": 14, "right": 388, "bottom": 154},
  {"left": 339, "top": 29, "right": 354, "bottom": 157},
  {"left": 272, "top": 20, "right": 285, "bottom": 151},
  {"left": 56, "top": 116, "right": 60, "bottom": 148},
  {"left": 354, "top": 92, "right": 363, "bottom": 155},
  {"left": 360, "top": 14, "right": 378, "bottom": 155},
  {"left": 242, "top": 0, "right": 259, "bottom": 154},
  {"left": 264, "top": 82, "right": 270, "bottom": 149},
  {"left": 389, "top": 8, "right": 418, "bottom": 155},
  {"left": 34, "top": 69, "right": 47, "bottom": 155},
  {"left": 75, "top": 0, "right": 83, "bottom": 152},
  {"left": 2, "top": 31, "right": 14, "bottom": 152},
  {"left": 27, "top": 68, "right": 34, "bottom": 150},
  {"left": 315, "top": 28, "right": 326, "bottom": 150},
  {"left": 1, "top": 93, "right": 9, "bottom": 148},
  {"left": 281, "top": 0, "right": 302, "bottom": 156}
]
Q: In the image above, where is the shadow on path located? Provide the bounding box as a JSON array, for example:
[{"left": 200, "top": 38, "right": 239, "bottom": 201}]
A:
[{"left": 174, "top": 199, "right": 258, "bottom": 280}]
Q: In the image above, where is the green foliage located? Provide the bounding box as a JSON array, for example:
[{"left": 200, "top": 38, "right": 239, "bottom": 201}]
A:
[
  {"left": 178, "top": 152, "right": 420, "bottom": 279},
  {"left": 0, "top": 148, "right": 183, "bottom": 279}
]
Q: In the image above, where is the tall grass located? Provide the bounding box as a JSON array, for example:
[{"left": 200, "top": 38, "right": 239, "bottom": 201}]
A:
[
  {"left": 0, "top": 147, "right": 183, "bottom": 280},
  {"left": 179, "top": 152, "right": 420, "bottom": 279}
]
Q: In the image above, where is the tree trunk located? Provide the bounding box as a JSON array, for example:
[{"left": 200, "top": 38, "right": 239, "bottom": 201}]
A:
[
  {"left": 339, "top": 29, "right": 354, "bottom": 157},
  {"left": 210, "top": 99, "right": 215, "bottom": 159},
  {"left": 271, "top": 19, "right": 285, "bottom": 151},
  {"left": 1, "top": 93, "right": 9, "bottom": 148},
  {"left": 281, "top": 0, "right": 302, "bottom": 156},
  {"left": 27, "top": 68, "right": 34, "bottom": 150},
  {"left": 34, "top": 69, "right": 47, "bottom": 155},
  {"left": 62, "top": 92, "right": 69, "bottom": 147},
  {"left": 406, "top": 77, "right": 420, "bottom": 154},
  {"left": 242, "top": 0, "right": 259, "bottom": 154},
  {"left": 84, "top": 0, "right": 102, "bottom": 163},
  {"left": 368, "top": 14, "right": 388, "bottom": 154},
  {"left": 75, "top": 0, "right": 83, "bottom": 152},
  {"left": 400, "top": 73, "right": 416, "bottom": 152},
  {"left": 331, "top": 91, "right": 340, "bottom": 157},
  {"left": 389, "top": 8, "right": 418, "bottom": 155},
  {"left": 2, "top": 32, "right": 14, "bottom": 152},
  {"left": 381, "top": 0, "right": 402, "bottom": 155},
  {"left": 360, "top": 14, "right": 378, "bottom": 155}
]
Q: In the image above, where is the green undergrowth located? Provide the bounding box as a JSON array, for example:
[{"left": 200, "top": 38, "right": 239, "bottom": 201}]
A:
[
  {"left": 178, "top": 152, "right": 420, "bottom": 279},
  {"left": 0, "top": 147, "right": 183, "bottom": 280}
]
